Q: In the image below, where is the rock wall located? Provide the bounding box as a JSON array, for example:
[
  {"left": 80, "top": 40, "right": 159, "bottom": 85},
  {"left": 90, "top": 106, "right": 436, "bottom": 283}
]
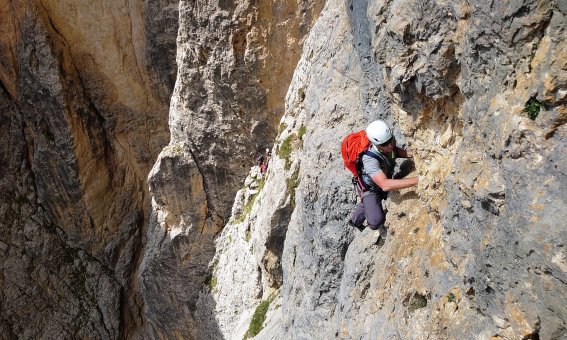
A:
[
  {"left": 1, "top": 0, "right": 565, "bottom": 338},
  {"left": 209, "top": 0, "right": 566, "bottom": 339},
  {"left": 140, "top": 0, "right": 324, "bottom": 338},
  {"left": 0, "top": 0, "right": 177, "bottom": 337}
]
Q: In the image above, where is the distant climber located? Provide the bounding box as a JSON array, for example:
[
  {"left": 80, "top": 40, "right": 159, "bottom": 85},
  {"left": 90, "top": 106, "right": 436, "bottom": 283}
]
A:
[
  {"left": 341, "top": 120, "right": 419, "bottom": 233},
  {"left": 262, "top": 148, "right": 271, "bottom": 175},
  {"left": 256, "top": 148, "right": 272, "bottom": 176}
]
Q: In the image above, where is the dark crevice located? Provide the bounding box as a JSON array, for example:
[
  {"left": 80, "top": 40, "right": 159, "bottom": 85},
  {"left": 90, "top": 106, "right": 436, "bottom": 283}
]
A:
[
  {"left": 186, "top": 140, "right": 224, "bottom": 228},
  {"left": 0, "top": 79, "right": 14, "bottom": 101}
]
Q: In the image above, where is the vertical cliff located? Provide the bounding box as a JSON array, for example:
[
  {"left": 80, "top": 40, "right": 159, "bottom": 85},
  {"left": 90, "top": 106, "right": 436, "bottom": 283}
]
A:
[
  {"left": 140, "top": 0, "right": 324, "bottom": 338},
  {"left": 1, "top": 0, "right": 565, "bottom": 338},
  {"left": 210, "top": 0, "right": 566, "bottom": 339},
  {"left": 0, "top": 0, "right": 177, "bottom": 337}
]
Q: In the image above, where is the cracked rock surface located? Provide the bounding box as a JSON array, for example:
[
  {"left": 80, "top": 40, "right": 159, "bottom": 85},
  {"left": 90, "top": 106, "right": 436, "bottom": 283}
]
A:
[
  {"left": 210, "top": 0, "right": 566, "bottom": 339},
  {"left": 140, "top": 0, "right": 324, "bottom": 338}
]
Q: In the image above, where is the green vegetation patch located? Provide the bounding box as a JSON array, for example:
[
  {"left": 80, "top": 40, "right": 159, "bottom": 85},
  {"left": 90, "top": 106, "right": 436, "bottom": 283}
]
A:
[
  {"left": 297, "top": 88, "right": 305, "bottom": 101},
  {"left": 286, "top": 168, "right": 300, "bottom": 207},
  {"left": 243, "top": 295, "right": 276, "bottom": 339},
  {"left": 204, "top": 260, "right": 219, "bottom": 291},
  {"left": 447, "top": 292, "right": 456, "bottom": 303},
  {"left": 530, "top": 41, "right": 539, "bottom": 60},
  {"left": 278, "top": 122, "right": 288, "bottom": 135},
  {"left": 204, "top": 272, "right": 218, "bottom": 291},
  {"left": 408, "top": 293, "right": 428, "bottom": 312},
  {"left": 209, "top": 276, "right": 218, "bottom": 290},
  {"left": 278, "top": 134, "right": 297, "bottom": 170},
  {"left": 298, "top": 124, "right": 306, "bottom": 142},
  {"left": 245, "top": 229, "right": 251, "bottom": 242},
  {"left": 524, "top": 97, "right": 547, "bottom": 120},
  {"left": 278, "top": 126, "right": 307, "bottom": 170}
]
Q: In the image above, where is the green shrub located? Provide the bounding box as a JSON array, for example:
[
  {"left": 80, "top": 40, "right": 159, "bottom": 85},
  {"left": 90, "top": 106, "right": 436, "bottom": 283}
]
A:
[
  {"left": 530, "top": 41, "right": 539, "bottom": 60},
  {"left": 447, "top": 292, "right": 455, "bottom": 303},
  {"left": 278, "top": 122, "right": 288, "bottom": 135},
  {"left": 209, "top": 275, "right": 218, "bottom": 290},
  {"left": 524, "top": 97, "right": 546, "bottom": 120},
  {"left": 205, "top": 260, "right": 219, "bottom": 291}
]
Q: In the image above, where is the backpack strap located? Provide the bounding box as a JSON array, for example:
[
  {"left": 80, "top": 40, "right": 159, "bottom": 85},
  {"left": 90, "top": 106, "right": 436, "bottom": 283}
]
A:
[
  {"left": 362, "top": 150, "right": 388, "bottom": 166},
  {"left": 355, "top": 150, "right": 393, "bottom": 192}
]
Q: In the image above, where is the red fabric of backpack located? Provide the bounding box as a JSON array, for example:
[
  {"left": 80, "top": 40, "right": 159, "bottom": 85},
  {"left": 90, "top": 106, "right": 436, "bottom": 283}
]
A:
[{"left": 341, "top": 130, "right": 371, "bottom": 177}]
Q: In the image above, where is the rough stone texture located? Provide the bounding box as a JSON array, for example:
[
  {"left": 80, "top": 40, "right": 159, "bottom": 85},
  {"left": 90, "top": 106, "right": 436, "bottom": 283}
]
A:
[
  {"left": 140, "top": 0, "right": 324, "bottom": 338},
  {"left": 0, "top": 0, "right": 177, "bottom": 337},
  {"left": 195, "top": 166, "right": 267, "bottom": 339},
  {"left": 2, "top": 0, "right": 565, "bottom": 338},
  {"left": 209, "top": 0, "right": 566, "bottom": 339}
]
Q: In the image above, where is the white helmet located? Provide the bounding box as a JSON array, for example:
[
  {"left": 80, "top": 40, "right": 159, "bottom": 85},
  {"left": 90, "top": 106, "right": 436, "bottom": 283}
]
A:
[{"left": 366, "top": 120, "right": 392, "bottom": 145}]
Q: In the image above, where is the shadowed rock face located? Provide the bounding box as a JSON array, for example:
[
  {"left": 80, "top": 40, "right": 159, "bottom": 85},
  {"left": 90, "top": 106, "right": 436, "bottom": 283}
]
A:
[{"left": 0, "top": 0, "right": 177, "bottom": 337}]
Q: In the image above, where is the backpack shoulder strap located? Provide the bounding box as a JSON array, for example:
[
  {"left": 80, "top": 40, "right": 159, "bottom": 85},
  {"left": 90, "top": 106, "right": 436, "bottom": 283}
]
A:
[{"left": 361, "top": 150, "right": 387, "bottom": 166}]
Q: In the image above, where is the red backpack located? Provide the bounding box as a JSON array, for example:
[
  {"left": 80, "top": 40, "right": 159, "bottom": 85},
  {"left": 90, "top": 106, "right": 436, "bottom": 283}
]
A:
[
  {"left": 341, "top": 130, "right": 370, "bottom": 176},
  {"left": 341, "top": 130, "right": 387, "bottom": 193}
]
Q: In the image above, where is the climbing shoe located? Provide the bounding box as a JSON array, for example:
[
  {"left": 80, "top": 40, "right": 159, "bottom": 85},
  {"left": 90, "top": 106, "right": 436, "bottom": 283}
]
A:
[{"left": 348, "top": 220, "right": 365, "bottom": 232}]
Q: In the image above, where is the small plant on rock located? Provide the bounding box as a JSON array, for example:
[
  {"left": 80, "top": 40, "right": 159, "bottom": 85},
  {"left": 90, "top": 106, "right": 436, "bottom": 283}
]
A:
[
  {"left": 524, "top": 97, "right": 546, "bottom": 120},
  {"left": 407, "top": 293, "right": 428, "bottom": 312},
  {"left": 297, "top": 88, "right": 305, "bottom": 101},
  {"left": 245, "top": 229, "right": 251, "bottom": 242},
  {"left": 278, "top": 134, "right": 297, "bottom": 170},
  {"left": 278, "top": 122, "right": 288, "bottom": 135},
  {"left": 447, "top": 292, "right": 456, "bottom": 303},
  {"left": 243, "top": 294, "right": 276, "bottom": 339},
  {"left": 286, "top": 168, "right": 300, "bottom": 207},
  {"left": 298, "top": 124, "right": 307, "bottom": 142}
]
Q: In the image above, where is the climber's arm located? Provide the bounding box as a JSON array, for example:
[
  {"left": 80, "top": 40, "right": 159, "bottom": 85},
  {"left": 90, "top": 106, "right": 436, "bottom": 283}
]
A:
[{"left": 371, "top": 171, "right": 418, "bottom": 192}]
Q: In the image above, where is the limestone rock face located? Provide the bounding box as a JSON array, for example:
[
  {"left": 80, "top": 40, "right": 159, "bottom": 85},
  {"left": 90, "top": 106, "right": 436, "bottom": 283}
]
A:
[
  {"left": 0, "top": 0, "right": 177, "bottom": 337},
  {"left": 2, "top": 0, "right": 565, "bottom": 338},
  {"left": 140, "top": 0, "right": 324, "bottom": 338},
  {"left": 210, "top": 0, "right": 566, "bottom": 339}
]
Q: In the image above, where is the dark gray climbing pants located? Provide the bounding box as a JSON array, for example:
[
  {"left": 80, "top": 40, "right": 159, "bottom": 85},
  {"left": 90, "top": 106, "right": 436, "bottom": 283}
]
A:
[{"left": 351, "top": 191, "right": 385, "bottom": 230}]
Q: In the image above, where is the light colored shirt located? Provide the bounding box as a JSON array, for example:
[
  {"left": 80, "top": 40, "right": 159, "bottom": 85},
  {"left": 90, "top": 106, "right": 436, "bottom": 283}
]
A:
[{"left": 360, "top": 146, "right": 396, "bottom": 194}]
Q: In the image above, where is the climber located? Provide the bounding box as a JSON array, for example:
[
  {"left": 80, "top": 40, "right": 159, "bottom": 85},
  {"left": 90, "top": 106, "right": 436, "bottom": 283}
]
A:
[
  {"left": 346, "top": 120, "right": 419, "bottom": 232},
  {"left": 262, "top": 148, "right": 271, "bottom": 175},
  {"left": 256, "top": 148, "right": 272, "bottom": 176},
  {"left": 256, "top": 153, "right": 265, "bottom": 174}
]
